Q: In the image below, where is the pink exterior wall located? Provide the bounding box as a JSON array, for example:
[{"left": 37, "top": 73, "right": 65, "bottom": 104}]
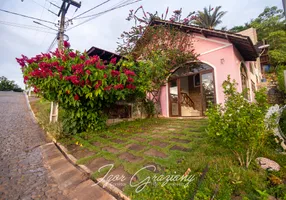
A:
[
  {"left": 160, "top": 33, "right": 259, "bottom": 117},
  {"left": 160, "top": 85, "right": 167, "bottom": 116}
]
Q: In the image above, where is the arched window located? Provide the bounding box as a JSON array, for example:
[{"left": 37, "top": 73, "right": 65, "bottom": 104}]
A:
[{"left": 240, "top": 63, "right": 249, "bottom": 100}]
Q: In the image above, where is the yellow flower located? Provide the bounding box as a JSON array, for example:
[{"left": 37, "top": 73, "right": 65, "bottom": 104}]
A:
[
  {"left": 80, "top": 144, "right": 83, "bottom": 147},
  {"left": 75, "top": 141, "right": 79, "bottom": 145}
]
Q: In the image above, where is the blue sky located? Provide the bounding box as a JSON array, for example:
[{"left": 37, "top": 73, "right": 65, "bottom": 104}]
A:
[{"left": 0, "top": 0, "right": 283, "bottom": 88}]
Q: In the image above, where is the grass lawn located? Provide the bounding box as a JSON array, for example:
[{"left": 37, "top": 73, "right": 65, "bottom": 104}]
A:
[{"left": 30, "top": 98, "right": 286, "bottom": 200}]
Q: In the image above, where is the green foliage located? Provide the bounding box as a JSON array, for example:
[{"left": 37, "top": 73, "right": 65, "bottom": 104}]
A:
[
  {"left": 229, "top": 24, "right": 250, "bottom": 33},
  {"left": 0, "top": 76, "right": 23, "bottom": 92},
  {"left": 194, "top": 5, "right": 227, "bottom": 29},
  {"left": 142, "top": 99, "right": 155, "bottom": 117},
  {"left": 279, "top": 109, "right": 286, "bottom": 134},
  {"left": 229, "top": 6, "right": 286, "bottom": 66},
  {"left": 206, "top": 76, "right": 270, "bottom": 168},
  {"left": 18, "top": 46, "right": 138, "bottom": 134},
  {"left": 276, "top": 65, "right": 286, "bottom": 93},
  {"left": 116, "top": 7, "right": 198, "bottom": 55}
]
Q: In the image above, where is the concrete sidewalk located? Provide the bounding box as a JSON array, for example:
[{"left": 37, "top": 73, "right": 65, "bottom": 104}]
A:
[{"left": 42, "top": 142, "right": 116, "bottom": 200}]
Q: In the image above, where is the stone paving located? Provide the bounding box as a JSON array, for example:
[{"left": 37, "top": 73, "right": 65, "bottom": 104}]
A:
[
  {"left": 0, "top": 92, "right": 115, "bottom": 200},
  {"left": 0, "top": 92, "right": 69, "bottom": 200}
]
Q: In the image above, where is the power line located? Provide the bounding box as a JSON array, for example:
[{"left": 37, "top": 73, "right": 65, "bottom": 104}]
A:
[
  {"left": 0, "top": 21, "right": 57, "bottom": 34},
  {"left": 47, "top": 36, "right": 57, "bottom": 52},
  {"left": 67, "top": 0, "right": 142, "bottom": 31},
  {"left": 30, "top": 0, "right": 58, "bottom": 16},
  {"left": 0, "top": 20, "right": 55, "bottom": 30},
  {"left": 33, "top": 21, "right": 58, "bottom": 31},
  {"left": 0, "top": 8, "right": 56, "bottom": 25},
  {"left": 71, "top": 0, "right": 111, "bottom": 20},
  {"left": 74, "top": 0, "right": 134, "bottom": 19}
]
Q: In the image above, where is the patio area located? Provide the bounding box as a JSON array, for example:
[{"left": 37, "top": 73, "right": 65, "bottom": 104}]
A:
[{"left": 61, "top": 118, "right": 208, "bottom": 192}]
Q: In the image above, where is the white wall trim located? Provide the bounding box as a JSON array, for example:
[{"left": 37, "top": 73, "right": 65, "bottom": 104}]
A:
[
  {"left": 200, "top": 44, "right": 232, "bottom": 56},
  {"left": 195, "top": 35, "right": 231, "bottom": 45}
]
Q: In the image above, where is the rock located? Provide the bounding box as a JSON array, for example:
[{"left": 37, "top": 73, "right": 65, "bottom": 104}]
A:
[{"left": 256, "top": 157, "right": 280, "bottom": 171}]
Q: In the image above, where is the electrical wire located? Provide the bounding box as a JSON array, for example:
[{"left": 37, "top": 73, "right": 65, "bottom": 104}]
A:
[
  {"left": 67, "top": 0, "right": 142, "bottom": 31},
  {"left": 0, "top": 8, "right": 56, "bottom": 25},
  {"left": 46, "top": 36, "right": 57, "bottom": 52},
  {"left": 0, "top": 21, "right": 57, "bottom": 34},
  {"left": 74, "top": 0, "right": 134, "bottom": 19},
  {"left": 33, "top": 21, "right": 58, "bottom": 31},
  {"left": 31, "top": 0, "right": 49, "bottom": 12},
  {"left": 71, "top": 0, "right": 111, "bottom": 20}
]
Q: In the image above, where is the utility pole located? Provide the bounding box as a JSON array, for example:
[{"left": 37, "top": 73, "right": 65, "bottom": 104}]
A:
[{"left": 50, "top": 0, "right": 81, "bottom": 123}]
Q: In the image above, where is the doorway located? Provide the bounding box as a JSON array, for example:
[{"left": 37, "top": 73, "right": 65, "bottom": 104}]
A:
[{"left": 168, "top": 62, "right": 216, "bottom": 117}]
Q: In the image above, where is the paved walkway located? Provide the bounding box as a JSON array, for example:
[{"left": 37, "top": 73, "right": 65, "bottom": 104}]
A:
[{"left": 0, "top": 92, "right": 115, "bottom": 200}]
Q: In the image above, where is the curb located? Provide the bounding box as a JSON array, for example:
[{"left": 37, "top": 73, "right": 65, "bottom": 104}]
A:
[{"left": 24, "top": 93, "right": 131, "bottom": 200}]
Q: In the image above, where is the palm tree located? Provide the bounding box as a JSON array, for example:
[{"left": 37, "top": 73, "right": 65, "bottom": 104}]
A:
[{"left": 194, "top": 5, "right": 227, "bottom": 29}]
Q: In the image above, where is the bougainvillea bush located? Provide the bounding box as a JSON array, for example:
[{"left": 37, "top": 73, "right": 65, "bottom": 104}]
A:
[{"left": 16, "top": 41, "right": 137, "bottom": 134}]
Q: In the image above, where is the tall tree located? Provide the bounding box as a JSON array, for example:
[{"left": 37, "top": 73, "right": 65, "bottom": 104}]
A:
[
  {"left": 194, "top": 5, "right": 227, "bottom": 29},
  {"left": 0, "top": 76, "right": 23, "bottom": 92},
  {"left": 229, "top": 6, "right": 286, "bottom": 66},
  {"left": 116, "top": 7, "right": 197, "bottom": 55}
]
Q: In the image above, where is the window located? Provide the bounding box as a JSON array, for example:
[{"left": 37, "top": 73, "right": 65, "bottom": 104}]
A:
[
  {"left": 241, "top": 63, "right": 249, "bottom": 100},
  {"left": 256, "top": 75, "right": 259, "bottom": 84},
  {"left": 251, "top": 81, "right": 256, "bottom": 92},
  {"left": 250, "top": 62, "right": 254, "bottom": 74},
  {"left": 194, "top": 74, "right": 200, "bottom": 87}
]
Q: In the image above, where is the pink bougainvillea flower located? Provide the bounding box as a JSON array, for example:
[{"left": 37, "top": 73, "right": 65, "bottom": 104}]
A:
[
  {"left": 86, "top": 79, "right": 92, "bottom": 86},
  {"left": 114, "top": 84, "right": 124, "bottom": 90},
  {"left": 110, "top": 57, "right": 117, "bottom": 65},
  {"left": 23, "top": 76, "right": 29, "bottom": 84},
  {"left": 86, "top": 70, "right": 91, "bottom": 75},
  {"left": 80, "top": 80, "right": 85, "bottom": 87},
  {"left": 104, "top": 85, "right": 112, "bottom": 91},
  {"left": 34, "top": 86, "right": 40, "bottom": 93},
  {"left": 66, "top": 75, "right": 80, "bottom": 85},
  {"left": 94, "top": 80, "right": 102, "bottom": 89},
  {"left": 56, "top": 66, "right": 65, "bottom": 72},
  {"left": 127, "top": 77, "right": 134, "bottom": 83},
  {"left": 104, "top": 74, "right": 108, "bottom": 78},
  {"left": 69, "top": 52, "right": 77, "bottom": 58},
  {"left": 52, "top": 61, "right": 59, "bottom": 67},
  {"left": 80, "top": 55, "right": 85, "bottom": 60},
  {"left": 96, "top": 62, "right": 106, "bottom": 70},
  {"left": 126, "top": 84, "right": 136, "bottom": 90},
  {"left": 124, "top": 69, "right": 136, "bottom": 76},
  {"left": 63, "top": 41, "right": 70, "bottom": 48},
  {"left": 111, "top": 70, "right": 120, "bottom": 77},
  {"left": 74, "top": 94, "right": 79, "bottom": 101},
  {"left": 72, "top": 64, "right": 84, "bottom": 75}
]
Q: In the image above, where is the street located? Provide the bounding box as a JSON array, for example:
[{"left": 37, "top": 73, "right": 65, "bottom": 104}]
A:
[{"left": 0, "top": 92, "right": 67, "bottom": 200}]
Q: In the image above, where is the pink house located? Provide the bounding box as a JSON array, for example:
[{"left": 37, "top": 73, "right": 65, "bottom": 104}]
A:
[{"left": 146, "top": 20, "right": 262, "bottom": 117}]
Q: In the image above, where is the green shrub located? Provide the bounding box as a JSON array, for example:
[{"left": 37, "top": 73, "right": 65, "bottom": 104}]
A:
[
  {"left": 276, "top": 65, "right": 286, "bottom": 94},
  {"left": 206, "top": 76, "right": 270, "bottom": 168},
  {"left": 279, "top": 109, "right": 286, "bottom": 134},
  {"left": 17, "top": 43, "right": 138, "bottom": 134}
]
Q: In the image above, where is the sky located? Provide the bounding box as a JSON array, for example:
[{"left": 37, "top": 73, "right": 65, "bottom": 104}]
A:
[{"left": 0, "top": 0, "right": 283, "bottom": 89}]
